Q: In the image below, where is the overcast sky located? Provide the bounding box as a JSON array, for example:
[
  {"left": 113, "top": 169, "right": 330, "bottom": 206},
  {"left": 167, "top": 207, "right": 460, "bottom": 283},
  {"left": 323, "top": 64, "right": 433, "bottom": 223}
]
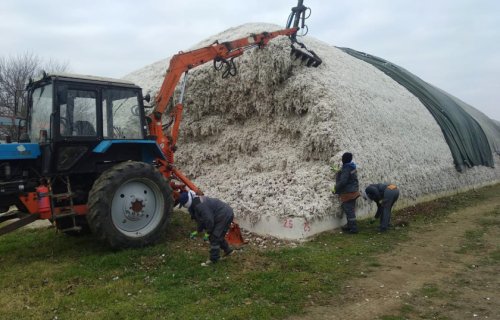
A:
[{"left": 1, "top": 0, "right": 499, "bottom": 120}]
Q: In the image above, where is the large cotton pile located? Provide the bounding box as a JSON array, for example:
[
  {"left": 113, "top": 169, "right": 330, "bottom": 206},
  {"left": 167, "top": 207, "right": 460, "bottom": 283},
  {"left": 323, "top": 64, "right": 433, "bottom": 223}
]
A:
[{"left": 125, "top": 23, "right": 500, "bottom": 239}]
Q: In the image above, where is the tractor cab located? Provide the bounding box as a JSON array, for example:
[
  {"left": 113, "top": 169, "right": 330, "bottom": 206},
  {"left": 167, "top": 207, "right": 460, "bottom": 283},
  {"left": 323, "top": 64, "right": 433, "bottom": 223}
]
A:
[
  {"left": 24, "top": 73, "right": 152, "bottom": 175},
  {"left": 27, "top": 73, "right": 146, "bottom": 143}
]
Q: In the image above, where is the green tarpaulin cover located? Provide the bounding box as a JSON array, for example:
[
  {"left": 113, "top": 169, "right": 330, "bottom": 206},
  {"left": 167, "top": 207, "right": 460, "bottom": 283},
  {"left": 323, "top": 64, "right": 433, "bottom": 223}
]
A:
[{"left": 340, "top": 47, "right": 500, "bottom": 171}]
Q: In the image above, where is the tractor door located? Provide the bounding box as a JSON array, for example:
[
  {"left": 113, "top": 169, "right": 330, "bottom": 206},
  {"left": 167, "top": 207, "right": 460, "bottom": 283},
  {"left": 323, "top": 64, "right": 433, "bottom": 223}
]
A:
[
  {"left": 102, "top": 88, "right": 144, "bottom": 140},
  {"left": 49, "top": 83, "right": 101, "bottom": 174}
]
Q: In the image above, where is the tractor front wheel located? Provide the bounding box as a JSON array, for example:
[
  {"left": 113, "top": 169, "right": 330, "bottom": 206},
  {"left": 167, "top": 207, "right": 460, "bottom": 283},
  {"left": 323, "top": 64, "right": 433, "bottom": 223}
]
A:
[{"left": 87, "top": 161, "right": 172, "bottom": 249}]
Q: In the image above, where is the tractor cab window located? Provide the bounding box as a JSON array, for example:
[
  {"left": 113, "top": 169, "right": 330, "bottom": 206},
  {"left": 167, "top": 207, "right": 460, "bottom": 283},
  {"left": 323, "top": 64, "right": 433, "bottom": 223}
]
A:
[
  {"left": 30, "top": 84, "right": 53, "bottom": 143},
  {"left": 59, "top": 89, "right": 97, "bottom": 137},
  {"left": 102, "top": 88, "right": 142, "bottom": 139}
]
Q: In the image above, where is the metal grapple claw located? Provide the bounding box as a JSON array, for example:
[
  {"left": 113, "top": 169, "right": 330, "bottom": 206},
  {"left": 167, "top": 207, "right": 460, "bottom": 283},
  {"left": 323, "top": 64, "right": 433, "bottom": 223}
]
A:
[
  {"left": 286, "top": 1, "right": 322, "bottom": 68},
  {"left": 290, "top": 43, "right": 322, "bottom": 67}
]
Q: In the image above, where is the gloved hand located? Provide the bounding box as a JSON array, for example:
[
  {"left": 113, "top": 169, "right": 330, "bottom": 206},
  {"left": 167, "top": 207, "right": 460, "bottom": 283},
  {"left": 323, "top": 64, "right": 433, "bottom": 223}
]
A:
[
  {"left": 203, "top": 233, "right": 209, "bottom": 241},
  {"left": 189, "top": 231, "right": 198, "bottom": 239},
  {"left": 330, "top": 163, "right": 340, "bottom": 173}
]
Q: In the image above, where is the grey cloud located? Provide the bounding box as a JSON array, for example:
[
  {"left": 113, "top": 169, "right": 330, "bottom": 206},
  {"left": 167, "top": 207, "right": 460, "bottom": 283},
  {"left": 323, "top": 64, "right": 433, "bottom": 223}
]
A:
[{"left": 1, "top": 0, "right": 498, "bottom": 119}]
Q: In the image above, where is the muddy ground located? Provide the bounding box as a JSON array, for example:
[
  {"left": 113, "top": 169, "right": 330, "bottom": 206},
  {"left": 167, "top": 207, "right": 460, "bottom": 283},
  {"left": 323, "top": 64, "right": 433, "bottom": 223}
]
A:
[{"left": 289, "top": 191, "right": 500, "bottom": 320}]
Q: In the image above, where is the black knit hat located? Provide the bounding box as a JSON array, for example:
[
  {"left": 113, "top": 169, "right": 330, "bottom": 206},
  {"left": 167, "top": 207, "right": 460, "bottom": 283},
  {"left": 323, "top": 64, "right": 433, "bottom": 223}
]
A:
[
  {"left": 342, "top": 152, "right": 353, "bottom": 164},
  {"left": 178, "top": 191, "right": 190, "bottom": 208}
]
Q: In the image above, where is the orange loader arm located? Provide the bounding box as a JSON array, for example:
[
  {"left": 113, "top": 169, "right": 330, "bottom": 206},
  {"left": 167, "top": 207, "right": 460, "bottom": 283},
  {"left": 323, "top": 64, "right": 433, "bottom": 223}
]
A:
[{"left": 152, "top": 29, "right": 298, "bottom": 117}]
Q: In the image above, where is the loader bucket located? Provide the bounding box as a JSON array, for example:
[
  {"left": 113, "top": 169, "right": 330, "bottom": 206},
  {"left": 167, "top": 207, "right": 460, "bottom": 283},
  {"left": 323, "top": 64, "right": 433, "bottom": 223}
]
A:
[
  {"left": 225, "top": 221, "right": 247, "bottom": 247},
  {"left": 290, "top": 43, "right": 322, "bottom": 67}
]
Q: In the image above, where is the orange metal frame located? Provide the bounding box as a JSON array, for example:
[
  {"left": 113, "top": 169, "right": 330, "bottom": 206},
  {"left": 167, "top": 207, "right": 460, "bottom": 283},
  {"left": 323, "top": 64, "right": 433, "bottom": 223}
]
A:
[
  {"left": 18, "top": 192, "right": 88, "bottom": 219},
  {"left": 18, "top": 192, "right": 38, "bottom": 214}
]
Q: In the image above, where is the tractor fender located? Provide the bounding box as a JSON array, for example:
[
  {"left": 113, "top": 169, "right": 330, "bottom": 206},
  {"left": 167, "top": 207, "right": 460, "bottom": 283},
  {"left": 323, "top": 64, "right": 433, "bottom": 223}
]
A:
[{"left": 92, "top": 140, "right": 166, "bottom": 163}]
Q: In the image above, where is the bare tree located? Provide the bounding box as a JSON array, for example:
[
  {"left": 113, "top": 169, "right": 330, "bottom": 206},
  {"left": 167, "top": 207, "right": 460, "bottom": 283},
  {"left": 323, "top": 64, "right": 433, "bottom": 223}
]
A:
[{"left": 0, "top": 52, "right": 69, "bottom": 139}]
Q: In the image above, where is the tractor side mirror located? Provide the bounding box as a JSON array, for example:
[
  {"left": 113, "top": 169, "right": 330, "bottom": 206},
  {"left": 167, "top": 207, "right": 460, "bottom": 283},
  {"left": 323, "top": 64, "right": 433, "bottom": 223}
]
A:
[{"left": 143, "top": 93, "right": 153, "bottom": 109}]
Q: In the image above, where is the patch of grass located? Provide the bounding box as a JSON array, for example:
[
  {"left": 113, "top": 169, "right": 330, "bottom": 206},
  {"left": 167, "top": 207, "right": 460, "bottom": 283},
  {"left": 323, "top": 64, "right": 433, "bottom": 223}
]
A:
[
  {"left": 0, "top": 183, "right": 499, "bottom": 319},
  {"left": 419, "top": 283, "right": 442, "bottom": 298},
  {"left": 420, "top": 311, "right": 451, "bottom": 320},
  {"left": 492, "top": 205, "right": 500, "bottom": 215},
  {"left": 400, "top": 303, "right": 414, "bottom": 313},
  {"left": 455, "top": 229, "right": 485, "bottom": 254},
  {"left": 478, "top": 217, "right": 500, "bottom": 227},
  {"left": 366, "top": 260, "right": 382, "bottom": 268},
  {"left": 488, "top": 249, "right": 500, "bottom": 262},
  {"left": 381, "top": 304, "right": 419, "bottom": 320},
  {"left": 453, "top": 276, "right": 473, "bottom": 288},
  {"left": 395, "top": 184, "right": 499, "bottom": 225},
  {"left": 478, "top": 206, "right": 500, "bottom": 227},
  {"left": 0, "top": 212, "right": 408, "bottom": 319}
]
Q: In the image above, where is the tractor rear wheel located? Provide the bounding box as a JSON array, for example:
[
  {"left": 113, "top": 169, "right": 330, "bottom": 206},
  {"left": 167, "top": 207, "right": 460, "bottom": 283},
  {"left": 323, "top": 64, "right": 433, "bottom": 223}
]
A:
[{"left": 87, "top": 161, "right": 172, "bottom": 249}]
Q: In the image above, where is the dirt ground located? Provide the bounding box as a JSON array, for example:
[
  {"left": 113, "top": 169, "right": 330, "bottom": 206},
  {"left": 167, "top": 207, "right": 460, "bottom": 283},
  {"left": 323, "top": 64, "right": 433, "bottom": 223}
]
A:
[{"left": 289, "top": 194, "right": 500, "bottom": 320}]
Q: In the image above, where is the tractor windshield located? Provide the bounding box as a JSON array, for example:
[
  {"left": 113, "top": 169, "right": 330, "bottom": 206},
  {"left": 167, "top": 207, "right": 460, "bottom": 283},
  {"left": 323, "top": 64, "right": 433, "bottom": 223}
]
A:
[{"left": 29, "top": 84, "right": 53, "bottom": 142}]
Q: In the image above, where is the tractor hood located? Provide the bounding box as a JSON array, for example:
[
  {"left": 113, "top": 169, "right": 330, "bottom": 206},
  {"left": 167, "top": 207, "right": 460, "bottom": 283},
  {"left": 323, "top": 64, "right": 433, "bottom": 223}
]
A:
[{"left": 0, "top": 143, "right": 41, "bottom": 160}]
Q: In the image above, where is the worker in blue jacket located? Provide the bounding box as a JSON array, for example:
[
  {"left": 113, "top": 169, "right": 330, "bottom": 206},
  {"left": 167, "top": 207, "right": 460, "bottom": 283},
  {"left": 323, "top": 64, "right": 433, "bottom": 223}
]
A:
[
  {"left": 334, "top": 152, "right": 360, "bottom": 234},
  {"left": 178, "top": 191, "right": 234, "bottom": 266},
  {"left": 363, "top": 183, "right": 400, "bottom": 232}
]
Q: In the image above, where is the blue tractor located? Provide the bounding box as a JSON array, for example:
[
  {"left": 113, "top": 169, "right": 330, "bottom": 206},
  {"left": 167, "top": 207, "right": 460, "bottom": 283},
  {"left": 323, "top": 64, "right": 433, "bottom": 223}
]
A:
[
  {"left": 0, "top": 0, "right": 320, "bottom": 248},
  {"left": 0, "top": 73, "right": 173, "bottom": 248}
]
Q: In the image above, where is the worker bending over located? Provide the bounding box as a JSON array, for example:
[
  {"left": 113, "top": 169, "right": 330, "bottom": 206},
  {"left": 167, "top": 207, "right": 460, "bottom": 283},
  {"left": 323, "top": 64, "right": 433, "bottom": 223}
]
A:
[
  {"left": 178, "top": 191, "right": 234, "bottom": 266},
  {"left": 182, "top": 191, "right": 210, "bottom": 241},
  {"left": 363, "top": 183, "right": 400, "bottom": 232}
]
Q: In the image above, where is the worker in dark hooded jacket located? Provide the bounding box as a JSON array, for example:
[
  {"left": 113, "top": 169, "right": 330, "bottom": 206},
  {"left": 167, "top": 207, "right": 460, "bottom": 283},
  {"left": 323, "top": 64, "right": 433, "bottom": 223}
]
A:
[
  {"left": 182, "top": 191, "right": 209, "bottom": 241},
  {"left": 178, "top": 191, "right": 234, "bottom": 266},
  {"left": 363, "top": 183, "right": 400, "bottom": 232},
  {"left": 334, "top": 152, "right": 360, "bottom": 234}
]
